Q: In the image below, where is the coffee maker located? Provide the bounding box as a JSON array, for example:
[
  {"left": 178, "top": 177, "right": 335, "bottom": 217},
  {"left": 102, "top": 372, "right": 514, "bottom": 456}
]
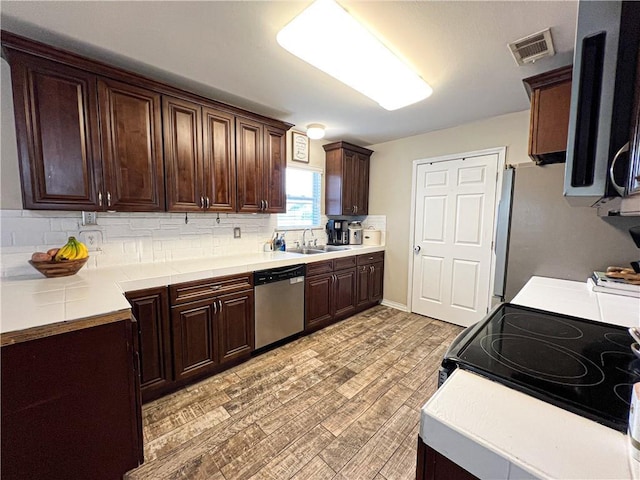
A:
[
  {"left": 348, "top": 221, "right": 363, "bottom": 245},
  {"left": 326, "top": 220, "right": 349, "bottom": 245}
]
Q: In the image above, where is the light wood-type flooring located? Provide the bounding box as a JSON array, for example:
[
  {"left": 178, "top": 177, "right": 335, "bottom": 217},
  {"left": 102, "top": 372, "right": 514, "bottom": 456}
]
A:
[{"left": 126, "top": 305, "right": 463, "bottom": 480}]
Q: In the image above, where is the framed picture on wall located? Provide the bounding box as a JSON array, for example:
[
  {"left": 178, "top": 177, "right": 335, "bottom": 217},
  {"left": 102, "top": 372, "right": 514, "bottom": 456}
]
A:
[{"left": 292, "top": 131, "right": 309, "bottom": 163}]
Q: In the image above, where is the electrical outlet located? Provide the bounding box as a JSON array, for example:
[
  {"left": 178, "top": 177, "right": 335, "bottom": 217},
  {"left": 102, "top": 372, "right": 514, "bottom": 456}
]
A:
[
  {"left": 78, "top": 230, "right": 103, "bottom": 252},
  {"left": 81, "top": 211, "right": 97, "bottom": 226},
  {"left": 233, "top": 227, "right": 241, "bottom": 239}
]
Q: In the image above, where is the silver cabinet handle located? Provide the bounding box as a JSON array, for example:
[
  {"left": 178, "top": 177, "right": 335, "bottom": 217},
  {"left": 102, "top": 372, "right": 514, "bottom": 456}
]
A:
[
  {"left": 200, "top": 196, "right": 205, "bottom": 209},
  {"left": 414, "top": 245, "right": 421, "bottom": 253},
  {"left": 265, "top": 200, "right": 268, "bottom": 210},
  {"left": 206, "top": 197, "right": 210, "bottom": 209},
  {"left": 107, "top": 191, "right": 112, "bottom": 208},
  {"left": 210, "top": 285, "right": 221, "bottom": 290},
  {"left": 213, "top": 300, "right": 217, "bottom": 314},
  {"left": 370, "top": 265, "right": 374, "bottom": 273},
  {"left": 218, "top": 300, "right": 223, "bottom": 313},
  {"left": 609, "top": 141, "right": 629, "bottom": 196},
  {"left": 98, "top": 191, "right": 103, "bottom": 207},
  {"left": 355, "top": 205, "right": 358, "bottom": 214}
]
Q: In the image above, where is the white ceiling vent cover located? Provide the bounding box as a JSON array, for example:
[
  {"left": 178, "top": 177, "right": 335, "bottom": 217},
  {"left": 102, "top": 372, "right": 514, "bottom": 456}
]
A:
[{"left": 508, "top": 28, "right": 555, "bottom": 66}]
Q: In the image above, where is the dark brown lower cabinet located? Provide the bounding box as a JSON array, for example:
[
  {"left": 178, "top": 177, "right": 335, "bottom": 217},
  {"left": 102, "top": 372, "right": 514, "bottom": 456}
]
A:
[
  {"left": 355, "top": 252, "right": 385, "bottom": 310},
  {"left": 1, "top": 318, "right": 143, "bottom": 480},
  {"left": 126, "top": 287, "right": 172, "bottom": 402},
  {"left": 416, "top": 436, "right": 479, "bottom": 480},
  {"left": 305, "top": 257, "right": 357, "bottom": 333},
  {"left": 170, "top": 273, "right": 254, "bottom": 385}
]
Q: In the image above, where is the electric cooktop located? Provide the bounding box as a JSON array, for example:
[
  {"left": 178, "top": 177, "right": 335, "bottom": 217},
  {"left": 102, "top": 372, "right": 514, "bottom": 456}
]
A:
[{"left": 440, "top": 303, "right": 637, "bottom": 432}]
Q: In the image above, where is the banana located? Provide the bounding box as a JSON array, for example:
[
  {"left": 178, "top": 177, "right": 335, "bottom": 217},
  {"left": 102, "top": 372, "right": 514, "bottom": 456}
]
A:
[{"left": 54, "top": 236, "right": 88, "bottom": 261}]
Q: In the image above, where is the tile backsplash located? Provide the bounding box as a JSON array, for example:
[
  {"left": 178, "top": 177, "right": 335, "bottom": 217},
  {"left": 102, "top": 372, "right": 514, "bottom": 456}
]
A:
[{"left": 0, "top": 210, "right": 386, "bottom": 277}]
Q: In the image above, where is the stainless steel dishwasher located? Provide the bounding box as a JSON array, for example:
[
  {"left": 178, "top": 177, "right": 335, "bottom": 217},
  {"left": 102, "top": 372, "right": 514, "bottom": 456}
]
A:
[{"left": 254, "top": 264, "right": 305, "bottom": 349}]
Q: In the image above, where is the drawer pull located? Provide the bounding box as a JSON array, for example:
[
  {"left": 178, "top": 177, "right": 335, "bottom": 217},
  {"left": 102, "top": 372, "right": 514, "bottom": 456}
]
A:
[{"left": 210, "top": 285, "right": 222, "bottom": 290}]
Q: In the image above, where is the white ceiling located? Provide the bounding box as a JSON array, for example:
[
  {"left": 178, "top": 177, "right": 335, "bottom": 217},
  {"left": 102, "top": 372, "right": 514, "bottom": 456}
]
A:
[{"left": 0, "top": 1, "right": 578, "bottom": 146}]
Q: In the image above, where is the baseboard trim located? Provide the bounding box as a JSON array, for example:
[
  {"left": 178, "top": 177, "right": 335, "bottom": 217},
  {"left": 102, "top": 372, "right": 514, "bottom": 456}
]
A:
[{"left": 381, "top": 299, "right": 408, "bottom": 312}]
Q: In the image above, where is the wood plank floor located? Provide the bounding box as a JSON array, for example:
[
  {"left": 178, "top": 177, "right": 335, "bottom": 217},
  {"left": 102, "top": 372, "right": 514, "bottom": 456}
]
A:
[{"left": 126, "top": 306, "right": 463, "bottom": 480}]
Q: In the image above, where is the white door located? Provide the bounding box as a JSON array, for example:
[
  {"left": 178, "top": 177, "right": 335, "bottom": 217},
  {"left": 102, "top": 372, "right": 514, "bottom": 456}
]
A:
[{"left": 411, "top": 154, "right": 498, "bottom": 327}]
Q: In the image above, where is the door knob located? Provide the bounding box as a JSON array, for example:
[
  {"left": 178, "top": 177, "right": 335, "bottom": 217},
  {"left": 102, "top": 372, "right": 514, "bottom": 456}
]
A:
[{"left": 414, "top": 245, "right": 421, "bottom": 253}]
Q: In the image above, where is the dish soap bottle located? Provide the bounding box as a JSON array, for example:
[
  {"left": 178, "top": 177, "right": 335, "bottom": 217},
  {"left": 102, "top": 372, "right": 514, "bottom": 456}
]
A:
[{"left": 279, "top": 232, "right": 286, "bottom": 251}]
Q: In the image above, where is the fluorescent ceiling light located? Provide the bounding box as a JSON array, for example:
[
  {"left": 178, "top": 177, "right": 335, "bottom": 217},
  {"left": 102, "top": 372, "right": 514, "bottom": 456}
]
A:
[
  {"left": 277, "top": 0, "right": 433, "bottom": 110},
  {"left": 306, "top": 124, "right": 326, "bottom": 139}
]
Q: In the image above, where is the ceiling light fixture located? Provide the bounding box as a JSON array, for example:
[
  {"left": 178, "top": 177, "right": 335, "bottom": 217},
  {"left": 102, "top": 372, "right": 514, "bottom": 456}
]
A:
[
  {"left": 277, "top": 0, "right": 432, "bottom": 111},
  {"left": 306, "top": 124, "right": 326, "bottom": 139}
]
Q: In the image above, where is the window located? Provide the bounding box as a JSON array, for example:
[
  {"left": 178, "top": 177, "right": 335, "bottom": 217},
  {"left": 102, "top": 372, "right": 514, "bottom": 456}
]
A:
[{"left": 277, "top": 167, "right": 322, "bottom": 228}]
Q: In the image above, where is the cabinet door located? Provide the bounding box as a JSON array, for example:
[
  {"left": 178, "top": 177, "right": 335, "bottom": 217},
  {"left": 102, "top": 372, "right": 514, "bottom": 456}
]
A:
[
  {"left": 370, "top": 262, "right": 384, "bottom": 304},
  {"left": 98, "top": 78, "right": 165, "bottom": 211},
  {"left": 305, "top": 273, "right": 333, "bottom": 330},
  {"left": 217, "top": 290, "right": 254, "bottom": 364},
  {"left": 236, "top": 118, "right": 264, "bottom": 213},
  {"left": 203, "top": 107, "right": 236, "bottom": 211},
  {"left": 7, "top": 52, "right": 101, "bottom": 210},
  {"left": 356, "top": 265, "right": 371, "bottom": 309},
  {"left": 341, "top": 150, "right": 357, "bottom": 215},
  {"left": 125, "top": 287, "right": 173, "bottom": 402},
  {"left": 355, "top": 152, "right": 370, "bottom": 215},
  {"left": 163, "top": 96, "right": 204, "bottom": 212},
  {"left": 263, "top": 126, "right": 287, "bottom": 213},
  {"left": 333, "top": 268, "right": 357, "bottom": 319},
  {"left": 171, "top": 300, "right": 218, "bottom": 382},
  {"left": 628, "top": 51, "right": 640, "bottom": 196}
]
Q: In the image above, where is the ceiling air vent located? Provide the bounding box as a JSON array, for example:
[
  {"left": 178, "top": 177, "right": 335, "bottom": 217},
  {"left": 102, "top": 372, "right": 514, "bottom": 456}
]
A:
[{"left": 508, "top": 28, "right": 555, "bottom": 66}]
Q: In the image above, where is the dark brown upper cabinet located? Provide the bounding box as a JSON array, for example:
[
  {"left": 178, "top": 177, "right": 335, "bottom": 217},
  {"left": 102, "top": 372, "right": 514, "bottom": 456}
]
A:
[
  {"left": 324, "top": 141, "right": 373, "bottom": 216},
  {"left": 522, "top": 65, "right": 572, "bottom": 165},
  {"left": 5, "top": 51, "right": 102, "bottom": 210},
  {"left": 163, "top": 96, "right": 236, "bottom": 212},
  {"left": 98, "top": 78, "right": 165, "bottom": 211},
  {"left": 1, "top": 30, "right": 291, "bottom": 212},
  {"left": 236, "top": 118, "right": 286, "bottom": 214}
]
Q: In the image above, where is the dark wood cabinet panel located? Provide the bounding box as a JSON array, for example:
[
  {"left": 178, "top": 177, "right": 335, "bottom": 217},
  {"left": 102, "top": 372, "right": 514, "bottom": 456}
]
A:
[
  {"left": 1, "top": 319, "right": 142, "bottom": 479},
  {"left": 324, "top": 141, "right": 373, "bottom": 216},
  {"left": 263, "top": 126, "right": 286, "bottom": 213},
  {"left": 5, "top": 51, "right": 101, "bottom": 210},
  {"left": 98, "top": 77, "right": 165, "bottom": 211},
  {"left": 628, "top": 45, "right": 640, "bottom": 196},
  {"left": 236, "top": 117, "right": 263, "bottom": 213},
  {"left": 163, "top": 96, "right": 204, "bottom": 211},
  {"left": 126, "top": 287, "right": 173, "bottom": 402},
  {"left": 522, "top": 65, "right": 572, "bottom": 165},
  {"left": 356, "top": 265, "right": 372, "bottom": 309},
  {"left": 171, "top": 300, "right": 218, "bottom": 382},
  {"left": 305, "top": 273, "right": 333, "bottom": 330},
  {"left": 416, "top": 436, "right": 479, "bottom": 480},
  {"left": 218, "top": 290, "right": 254, "bottom": 363},
  {"left": 203, "top": 107, "right": 236, "bottom": 211},
  {"left": 355, "top": 253, "right": 385, "bottom": 311},
  {"left": 333, "top": 268, "right": 357, "bottom": 319}
]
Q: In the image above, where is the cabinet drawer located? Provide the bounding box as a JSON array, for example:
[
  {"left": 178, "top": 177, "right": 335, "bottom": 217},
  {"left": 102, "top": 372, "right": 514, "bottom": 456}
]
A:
[
  {"left": 357, "top": 251, "right": 384, "bottom": 266},
  {"left": 334, "top": 256, "right": 357, "bottom": 271},
  {"left": 306, "top": 260, "right": 334, "bottom": 277},
  {"left": 170, "top": 273, "right": 252, "bottom": 305}
]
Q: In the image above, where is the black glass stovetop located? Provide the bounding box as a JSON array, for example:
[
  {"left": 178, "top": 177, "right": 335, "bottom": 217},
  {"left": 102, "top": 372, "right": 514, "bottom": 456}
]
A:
[{"left": 442, "top": 303, "right": 638, "bottom": 432}]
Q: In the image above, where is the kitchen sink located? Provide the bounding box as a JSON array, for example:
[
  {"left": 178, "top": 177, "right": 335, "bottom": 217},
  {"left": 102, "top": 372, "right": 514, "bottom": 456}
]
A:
[
  {"left": 287, "top": 245, "right": 352, "bottom": 255},
  {"left": 286, "top": 247, "right": 325, "bottom": 255}
]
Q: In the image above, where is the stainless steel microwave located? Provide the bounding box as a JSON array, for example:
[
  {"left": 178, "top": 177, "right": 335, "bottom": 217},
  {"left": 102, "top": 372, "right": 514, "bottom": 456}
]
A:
[{"left": 564, "top": 1, "right": 640, "bottom": 206}]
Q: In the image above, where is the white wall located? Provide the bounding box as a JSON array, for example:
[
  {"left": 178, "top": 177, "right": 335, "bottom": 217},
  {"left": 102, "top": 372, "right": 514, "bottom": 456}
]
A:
[{"left": 367, "top": 110, "right": 531, "bottom": 308}]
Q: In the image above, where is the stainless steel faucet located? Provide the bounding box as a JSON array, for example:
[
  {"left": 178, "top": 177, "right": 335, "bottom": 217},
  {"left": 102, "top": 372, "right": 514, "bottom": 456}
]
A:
[{"left": 302, "top": 228, "right": 315, "bottom": 247}]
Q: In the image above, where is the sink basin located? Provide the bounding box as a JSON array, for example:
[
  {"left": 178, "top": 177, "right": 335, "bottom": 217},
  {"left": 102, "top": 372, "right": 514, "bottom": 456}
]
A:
[
  {"left": 321, "top": 245, "right": 352, "bottom": 252},
  {"left": 286, "top": 247, "right": 325, "bottom": 255},
  {"left": 287, "top": 245, "right": 353, "bottom": 255}
]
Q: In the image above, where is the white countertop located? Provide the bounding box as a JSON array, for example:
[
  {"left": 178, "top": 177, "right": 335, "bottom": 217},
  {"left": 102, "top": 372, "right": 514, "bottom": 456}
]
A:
[
  {"left": 0, "top": 245, "right": 384, "bottom": 336},
  {"left": 420, "top": 275, "right": 640, "bottom": 480}
]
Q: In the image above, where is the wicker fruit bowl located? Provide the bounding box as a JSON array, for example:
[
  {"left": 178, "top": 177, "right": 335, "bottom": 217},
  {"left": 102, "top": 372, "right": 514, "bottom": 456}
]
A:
[{"left": 29, "top": 257, "right": 89, "bottom": 278}]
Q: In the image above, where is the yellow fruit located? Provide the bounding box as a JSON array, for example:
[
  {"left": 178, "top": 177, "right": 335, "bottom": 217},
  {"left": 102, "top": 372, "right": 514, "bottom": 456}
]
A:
[
  {"left": 74, "top": 239, "right": 89, "bottom": 259},
  {"left": 54, "top": 237, "right": 89, "bottom": 261}
]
